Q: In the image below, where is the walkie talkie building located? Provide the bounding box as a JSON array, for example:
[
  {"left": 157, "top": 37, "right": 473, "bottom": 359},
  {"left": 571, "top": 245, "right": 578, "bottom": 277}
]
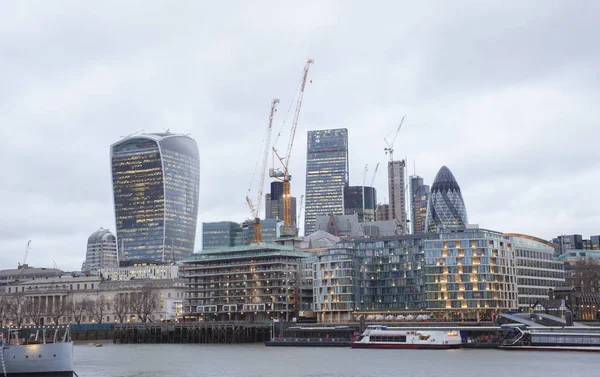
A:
[{"left": 111, "top": 133, "right": 200, "bottom": 263}]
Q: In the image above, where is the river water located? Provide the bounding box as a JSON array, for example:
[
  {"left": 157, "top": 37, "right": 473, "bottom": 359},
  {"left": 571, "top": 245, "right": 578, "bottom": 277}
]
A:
[{"left": 74, "top": 342, "right": 600, "bottom": 377}]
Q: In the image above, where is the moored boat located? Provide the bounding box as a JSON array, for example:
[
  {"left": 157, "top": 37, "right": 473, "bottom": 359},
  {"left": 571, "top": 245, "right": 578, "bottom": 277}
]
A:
[
  {"left": 1, "top": 326, "right": 74, "bottom": 376},
  {"left": 351, "top": 325, "right": 462, "bottom": 349},
  {"left": 501, "top": 326, "right": 600, "bottom": 352}
]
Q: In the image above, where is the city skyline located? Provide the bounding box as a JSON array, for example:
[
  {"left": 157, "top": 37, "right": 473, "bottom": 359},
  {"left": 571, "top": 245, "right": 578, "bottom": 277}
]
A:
[{"left": 1, "top": 2, "right": 598, "bottom": 270}]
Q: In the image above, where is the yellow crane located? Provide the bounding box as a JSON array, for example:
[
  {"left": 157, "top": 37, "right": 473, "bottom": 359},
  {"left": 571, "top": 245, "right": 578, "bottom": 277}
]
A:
[
  {"left": 270, "top": 58, "right": 314, "bottom": 237},
  {"left": 246, "top": 98, "right": 280, "bottom": 244}
]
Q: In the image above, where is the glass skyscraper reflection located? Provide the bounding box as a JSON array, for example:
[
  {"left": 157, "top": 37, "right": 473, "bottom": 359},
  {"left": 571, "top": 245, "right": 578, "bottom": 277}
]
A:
[
  {"left": 111, "top": 133, "right": 200, "bottom": 263},
  {"left": 426, "top": 166, "right": 468, "bottom": 233},
  {"left": 304, "top": 129, "right": 349, "bottom": 236}
]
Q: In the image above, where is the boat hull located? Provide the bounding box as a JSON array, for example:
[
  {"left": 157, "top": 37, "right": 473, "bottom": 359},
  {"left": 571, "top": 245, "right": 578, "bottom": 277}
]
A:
[
  {"left": 351, "top": 342, "right": 461, "bottom": 350},
  {"left": 5, "top": 372, "right": 73, "bottom": 377},
  {"left": 2, "top": 342, "right": 73, "bottom": 376},
  {"left": 501, "top": 345, "right": 600, "bottom": 353}
]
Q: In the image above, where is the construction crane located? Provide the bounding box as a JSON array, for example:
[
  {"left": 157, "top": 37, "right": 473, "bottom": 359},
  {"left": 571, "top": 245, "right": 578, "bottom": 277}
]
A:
[
  {"left": 384, "top": 115, "right": 405, "bottom": 161},
  {"left": 246, "top": 99, "right": 280, "bottom": 244},
  {"left": 370, "top": 162, "right": 380, "bottom": 187},
  {"left": 18, "top": 240, "right": 31, "bottom": 267},
  {"left": 297, "top": 194, "right": 305, "bottom": 227},
  {"left": 270, "top": 58, "right": 314, "bottom": 237}
]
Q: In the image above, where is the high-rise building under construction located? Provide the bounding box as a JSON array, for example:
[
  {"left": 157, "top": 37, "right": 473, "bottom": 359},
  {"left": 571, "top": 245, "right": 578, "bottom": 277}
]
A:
[{"left": 388, "top": 160, "right": 407, "bottom": 233}]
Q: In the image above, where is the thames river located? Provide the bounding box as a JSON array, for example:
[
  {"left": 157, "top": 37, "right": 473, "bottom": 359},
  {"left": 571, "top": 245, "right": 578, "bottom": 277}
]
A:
[{"left": 74, "top": 343, "right": 600, "bottom": 377}]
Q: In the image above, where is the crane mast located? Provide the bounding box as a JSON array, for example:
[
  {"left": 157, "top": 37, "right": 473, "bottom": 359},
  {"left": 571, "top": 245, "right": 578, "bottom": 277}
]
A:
[
  {"left": 270, "top": 58, "right": 314, "bottom": 237},
  {"left": 247, "top": 98, "right": 279, "bottom": 244}
]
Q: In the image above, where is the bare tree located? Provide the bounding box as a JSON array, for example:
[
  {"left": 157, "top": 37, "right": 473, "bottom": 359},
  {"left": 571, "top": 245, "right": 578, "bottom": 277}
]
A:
[
  {"left": 24, "top": 297, "right": 44, "bottom": 326},
  {"left": 130, "top": 286, "right": 158, "bottom": 323},
  {"left": 113, "top": 293, "right": 130, "bottom": 323},
  {"left": 67, "top": 298, "right": 91, "bottom": 324},
  {"left": 572, "top": 260, "right": 600, "bottom": 293},
  {"left": 90, "top": 296, "right": 108, "bottom": 324},
  {"left": 50, "top": 298, "right": 69, "bottom": 325},
  {"left": 7, "top": 292, "right": 26, "bottom": 326},
  {"left": 0, "top": 296, "right": 9, "bottom": 327}
]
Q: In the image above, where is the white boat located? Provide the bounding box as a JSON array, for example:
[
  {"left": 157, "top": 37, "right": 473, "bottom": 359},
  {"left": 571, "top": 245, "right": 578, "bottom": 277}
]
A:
[
  {"left": 1, "top": 326, "right": 74, "bottom": 376},
  {"left": 351, "top": 325, "right": 462, "bottom": 349}
]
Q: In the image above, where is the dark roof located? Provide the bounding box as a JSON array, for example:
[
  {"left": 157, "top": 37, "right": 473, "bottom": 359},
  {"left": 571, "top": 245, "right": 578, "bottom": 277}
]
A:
[{"left": 532, "top": 299, "right": 565, "bottom": 310}]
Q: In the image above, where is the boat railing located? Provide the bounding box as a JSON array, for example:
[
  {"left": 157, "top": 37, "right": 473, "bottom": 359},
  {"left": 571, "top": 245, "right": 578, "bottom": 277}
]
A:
[
  {"left": 502, "top": 328, "right": 526, "bottom": 346},
  {"left": 269, "top": 337, "right": 348, "bottom": 343}
]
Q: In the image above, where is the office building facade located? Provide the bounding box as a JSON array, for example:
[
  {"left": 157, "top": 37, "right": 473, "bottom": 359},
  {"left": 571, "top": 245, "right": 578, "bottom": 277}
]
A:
[
  {"left": 111, "top": 133, "right": 200, "bottom": 263},
  {"left": 388, "top": 160, "right": 407, "bottom": 233},
  {"left": 202, "top": 219, "right": 282, "bottom": 250},
  {"left": 408, "top": 175, "right": 423, "bottom": 233},
  {"left": 504, "top": 234, "right": 565, "bottom": 310},
  {"left": 343, "top": 185, "right": 377, "bottom": 222},
  {"left": 304, "top": 129, "right": 349, "bottom": 236},
  {"left": 82, "top": 228, "right": 119, "bottom": 272},
  {"left": 425, "top": 166, "right": 468, "bottom": 233}
]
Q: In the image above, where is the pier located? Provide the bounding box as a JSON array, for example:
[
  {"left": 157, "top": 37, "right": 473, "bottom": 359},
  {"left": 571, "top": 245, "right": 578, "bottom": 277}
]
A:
[{"left": 113, "top": 322, "right": 271, "bottom": 344}]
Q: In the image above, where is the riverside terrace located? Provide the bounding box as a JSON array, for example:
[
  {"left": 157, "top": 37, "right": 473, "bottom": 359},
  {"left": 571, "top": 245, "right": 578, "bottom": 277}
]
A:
[{"left": 182, "top": 244, "right": 312, "bottom": 322}]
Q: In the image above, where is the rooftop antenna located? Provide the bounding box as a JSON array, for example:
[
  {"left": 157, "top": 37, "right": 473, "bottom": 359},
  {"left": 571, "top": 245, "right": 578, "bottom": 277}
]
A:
[
  {"left": 413, "top": 159, "right": 416, "bottom": 176},
  {"left": 120, "top": 129, "right": 145, "bottom": 139}
]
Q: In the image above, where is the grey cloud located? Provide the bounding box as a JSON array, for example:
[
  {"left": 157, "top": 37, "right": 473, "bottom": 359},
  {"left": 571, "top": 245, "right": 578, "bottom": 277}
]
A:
[{"left": 0, "top": 1, "right": 598, "bottom": 271}]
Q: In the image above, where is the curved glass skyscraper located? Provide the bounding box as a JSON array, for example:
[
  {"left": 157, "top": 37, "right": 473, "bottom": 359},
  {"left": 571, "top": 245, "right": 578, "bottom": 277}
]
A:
[
  {"left": 111, "top": 133, "right": 200, "bottom": 263},
  {"left": 425, "top": 166, "right": 468, "bottom": 233}
]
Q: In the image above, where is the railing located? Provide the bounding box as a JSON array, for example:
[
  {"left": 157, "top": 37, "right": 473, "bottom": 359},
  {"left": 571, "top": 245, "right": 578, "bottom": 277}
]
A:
[{"left": 269, "top": 337, "right": 348, "bottom": 343}]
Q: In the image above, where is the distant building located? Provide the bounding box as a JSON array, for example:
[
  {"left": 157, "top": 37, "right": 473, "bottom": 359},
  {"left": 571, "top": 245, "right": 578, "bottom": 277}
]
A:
[
  {"left": 265, "top": 181, "right": 297, "bottom": 226},
  {"left": 388, "top": 160, "right": 407, "bottom": 233},
  {"left": 99, "top": 264, "right": 180, "bottom": 281},
  {"left": 505, "top": 234, "right": 565, "bottom": 310},
  {"left": 82, "top": 228, "right": 118, "bottom": 272},
  {"left": 343, "top": 185, "right": 377, "bottom": 222},
  {"left": 408, "top": 175, "right": 423, "bottom": 233},
  {"left": 201, "top": 219, "right": 283, "bottom": 250},
  {"left": 314, "top": 214, "right": 396, "bottom": 238},
  {"left": 111, "top": 132, "right": 200, "bottom": 263},
  {"left": 376, "top": 203, "right": 391, "bottom": 221},
  {"left": 552, "top": 234, "right": 584, "bottom": 257},
  {"left": 425, "top": 166, "right": 468, "bottom": 233},
  {"left": 424, "top": 227, "right": 518, "bottom": 320},
  {"left": 202, "top": 221, "right": 243, "bottom": 250},
  {"left": 412, "top": 184, "right": 429, "bottom": 234},
  {"left": 304, "top": 129, "right": 349, "bottom": 236},
  {"left": 182, "top": 244, "right": 310, "bottom": 322}
]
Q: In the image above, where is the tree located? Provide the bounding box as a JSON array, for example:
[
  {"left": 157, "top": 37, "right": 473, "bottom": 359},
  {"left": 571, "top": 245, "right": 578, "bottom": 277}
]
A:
[
  {"left": 24, "top": 297, "right": 44, "bottom": 326},
  {"left": 571, "top": 259, "right": 600, "bottom": 293},
  {"left": 90, "top": 296, "right": 108, "bottom": 324},
  {"left": 113, "top": 293, "right": 130, "bottom": 323},
  {"left": 7, "top": 292, "right": 26, "bottom": 326},
  {"left": 0, "top": 296, "right": 9, "bottom": 327},
  {"left": 67, "top": 298, "right": 91, "bottom": 324},
  {"left": 50, "top": 298, "right": 69, "bottom": 325},
  {"left": 130, "top": 286, "right": 158, "bottom": 323}
]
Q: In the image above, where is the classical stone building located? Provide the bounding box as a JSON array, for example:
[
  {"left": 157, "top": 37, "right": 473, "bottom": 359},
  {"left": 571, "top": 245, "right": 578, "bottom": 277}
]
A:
[{"left": 0, "top": 275, "right": 185, "bottom": 326}]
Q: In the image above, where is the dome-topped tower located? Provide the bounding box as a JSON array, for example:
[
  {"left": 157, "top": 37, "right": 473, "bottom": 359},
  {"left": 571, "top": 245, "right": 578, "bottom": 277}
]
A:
[{"left": 425, "top": 166, "right": 468, "bottom": 232}]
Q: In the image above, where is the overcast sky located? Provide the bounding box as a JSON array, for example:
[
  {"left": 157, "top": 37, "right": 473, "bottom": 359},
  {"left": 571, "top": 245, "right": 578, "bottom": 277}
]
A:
[{"left": 0, "top": 1, "right": 598, "bottom": 271}]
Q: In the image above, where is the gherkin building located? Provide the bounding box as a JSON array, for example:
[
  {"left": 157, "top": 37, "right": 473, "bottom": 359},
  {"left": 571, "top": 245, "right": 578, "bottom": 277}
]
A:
[{"left": 425, "top": 166, "right": 468, "bottom": 232}]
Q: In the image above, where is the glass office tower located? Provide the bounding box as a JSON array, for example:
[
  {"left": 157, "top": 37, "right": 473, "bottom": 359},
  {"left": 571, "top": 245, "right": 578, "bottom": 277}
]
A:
[
  {"left": 111, "top": 133, "right": 200, "bottom": 262},
  {"left": 304, "top": 129, "right": 349, "bottom": 236},
  {"left": 426, "top": 166, "right": 468, "bottom": 233}
]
